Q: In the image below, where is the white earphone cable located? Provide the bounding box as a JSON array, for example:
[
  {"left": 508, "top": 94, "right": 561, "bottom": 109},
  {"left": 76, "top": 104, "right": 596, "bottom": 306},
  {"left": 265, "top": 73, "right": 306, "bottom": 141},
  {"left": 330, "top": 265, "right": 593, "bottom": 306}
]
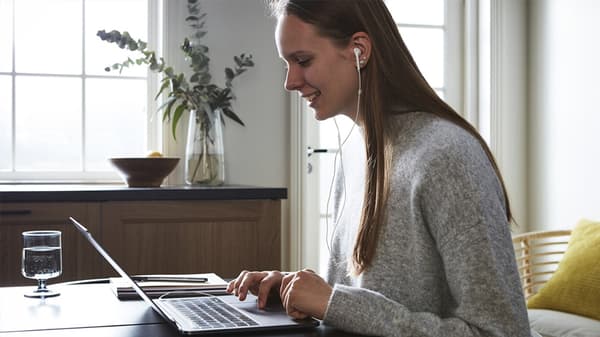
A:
[{"left": 324, "top": 49, "right": 362, "bottom": 255}]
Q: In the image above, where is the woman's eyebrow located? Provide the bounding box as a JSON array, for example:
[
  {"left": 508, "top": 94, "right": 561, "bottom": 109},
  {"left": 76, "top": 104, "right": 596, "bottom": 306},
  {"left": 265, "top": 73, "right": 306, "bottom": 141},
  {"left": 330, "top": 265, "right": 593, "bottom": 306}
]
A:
[{"left": 282, "top": 50, "right": 312, "bottom": 61}]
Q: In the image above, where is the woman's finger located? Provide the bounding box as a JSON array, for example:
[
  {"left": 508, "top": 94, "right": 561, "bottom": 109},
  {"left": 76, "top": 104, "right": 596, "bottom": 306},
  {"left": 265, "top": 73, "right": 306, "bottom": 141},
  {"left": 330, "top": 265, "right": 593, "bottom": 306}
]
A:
[
  {"left": 227, "top": 270, "right": 248, "bottom": 296},
  {"left": 279, "top": 272, "right": 294, "bottom": 300},
  {"left": 238, "top": 271, "right": 262, "bottom": 301},
  {"left": 257, "top": 271, "right": 284, "bottom": 309}
]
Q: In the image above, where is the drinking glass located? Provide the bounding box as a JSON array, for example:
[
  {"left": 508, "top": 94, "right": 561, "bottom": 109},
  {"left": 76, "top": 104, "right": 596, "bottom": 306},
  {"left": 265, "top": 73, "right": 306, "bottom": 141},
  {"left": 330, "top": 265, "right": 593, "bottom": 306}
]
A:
[{"left": 21, "top": 230, "right": 62, "bottom": 298}]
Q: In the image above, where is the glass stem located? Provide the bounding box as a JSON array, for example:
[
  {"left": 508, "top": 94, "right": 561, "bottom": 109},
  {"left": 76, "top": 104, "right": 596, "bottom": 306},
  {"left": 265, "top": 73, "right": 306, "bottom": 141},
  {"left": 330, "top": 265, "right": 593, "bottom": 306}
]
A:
[{"left": 37, "top": 279, "right": 48, "bottom": 292}]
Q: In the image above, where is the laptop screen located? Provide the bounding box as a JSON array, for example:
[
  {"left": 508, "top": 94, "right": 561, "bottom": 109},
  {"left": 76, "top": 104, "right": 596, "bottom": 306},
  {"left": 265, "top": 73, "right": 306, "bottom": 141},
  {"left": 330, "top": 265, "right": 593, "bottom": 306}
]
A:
[{"left": 69, "top": 217, "right": 173, "bottom": 323}]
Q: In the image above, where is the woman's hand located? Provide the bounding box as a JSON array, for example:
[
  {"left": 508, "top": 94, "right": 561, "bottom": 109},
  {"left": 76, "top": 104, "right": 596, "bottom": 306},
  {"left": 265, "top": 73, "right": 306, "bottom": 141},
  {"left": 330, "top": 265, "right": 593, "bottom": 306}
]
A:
[
  {"left": 280, "top": 269, "right": 332, "bottom": 320},
  {"left": 226, "top": 270, "right": 286, "bottom": 309}
]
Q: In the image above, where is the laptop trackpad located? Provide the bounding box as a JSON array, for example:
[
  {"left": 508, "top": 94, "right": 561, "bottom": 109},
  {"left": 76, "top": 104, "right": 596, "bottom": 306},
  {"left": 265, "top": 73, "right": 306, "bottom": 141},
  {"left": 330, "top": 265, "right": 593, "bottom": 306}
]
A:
[{"left": 222, "top": 294, "right": 306, "bottom": 325}]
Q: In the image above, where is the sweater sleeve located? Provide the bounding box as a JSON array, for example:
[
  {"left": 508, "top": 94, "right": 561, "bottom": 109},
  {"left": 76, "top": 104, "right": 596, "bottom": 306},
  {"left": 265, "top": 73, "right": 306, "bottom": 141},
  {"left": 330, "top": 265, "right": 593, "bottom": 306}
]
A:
[
  {"left": 322, "top": 137, "right": 530, "bottom": 337},
  {"left": 325, "top": 284, "right": 483, "bottom": 336}
]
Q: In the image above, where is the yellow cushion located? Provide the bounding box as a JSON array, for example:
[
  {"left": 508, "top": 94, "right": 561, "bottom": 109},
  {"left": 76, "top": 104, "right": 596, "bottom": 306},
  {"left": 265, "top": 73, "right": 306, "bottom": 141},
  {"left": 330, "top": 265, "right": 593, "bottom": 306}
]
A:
[{"left": 527, "top": 219, "right": 600, "bottom": 320}]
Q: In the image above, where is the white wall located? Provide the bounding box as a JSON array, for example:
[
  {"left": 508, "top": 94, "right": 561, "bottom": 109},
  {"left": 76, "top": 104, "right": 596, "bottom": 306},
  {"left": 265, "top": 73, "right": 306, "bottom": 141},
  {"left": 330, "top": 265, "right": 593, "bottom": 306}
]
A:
[
  {"left": 164, "top": 0, "right": 289, "bottom": 188},
  {"left": 529, "top": 0, "right": 600, "bottom": 230},
  {"left": 161, "top": 0, "right": 291, "bottom": 268}
]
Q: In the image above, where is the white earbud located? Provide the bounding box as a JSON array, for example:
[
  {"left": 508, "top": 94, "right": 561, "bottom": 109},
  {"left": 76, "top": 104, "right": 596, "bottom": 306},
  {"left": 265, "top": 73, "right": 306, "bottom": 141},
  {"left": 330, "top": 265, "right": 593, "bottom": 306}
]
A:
[
  {"left": 353, "top": 48, "right": 361, "bottom": 70},
  {"left": 354, "top": 48, "right": 362, "bottom": 66}
]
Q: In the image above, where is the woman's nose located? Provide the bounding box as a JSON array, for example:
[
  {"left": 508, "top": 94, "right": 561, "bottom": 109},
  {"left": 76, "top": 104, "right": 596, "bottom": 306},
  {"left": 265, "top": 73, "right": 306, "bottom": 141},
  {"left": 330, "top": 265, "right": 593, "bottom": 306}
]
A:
[{"left": 284, "top": 66, "right": 302, "bottom": 92}]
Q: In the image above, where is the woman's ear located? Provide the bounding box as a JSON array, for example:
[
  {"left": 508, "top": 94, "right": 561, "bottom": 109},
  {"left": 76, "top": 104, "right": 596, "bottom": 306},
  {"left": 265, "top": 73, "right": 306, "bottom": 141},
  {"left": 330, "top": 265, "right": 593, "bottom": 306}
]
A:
[{"left": 350, "top": 32, "right": 372, "bottom": 67}]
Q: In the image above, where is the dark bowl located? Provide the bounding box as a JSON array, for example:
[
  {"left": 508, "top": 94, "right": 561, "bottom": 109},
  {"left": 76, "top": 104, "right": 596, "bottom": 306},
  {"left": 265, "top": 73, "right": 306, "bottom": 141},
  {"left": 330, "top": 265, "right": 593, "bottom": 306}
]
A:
[{"left": 109, "top": 157, "right": 180, "bottom": 187}]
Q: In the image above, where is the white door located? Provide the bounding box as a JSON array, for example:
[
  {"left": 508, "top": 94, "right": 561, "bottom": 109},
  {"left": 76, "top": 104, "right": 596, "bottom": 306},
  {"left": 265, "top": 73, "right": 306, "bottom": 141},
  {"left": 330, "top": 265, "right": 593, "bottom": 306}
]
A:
[{"left": 295, "top": 0, "right": 464, "bottom": 274}]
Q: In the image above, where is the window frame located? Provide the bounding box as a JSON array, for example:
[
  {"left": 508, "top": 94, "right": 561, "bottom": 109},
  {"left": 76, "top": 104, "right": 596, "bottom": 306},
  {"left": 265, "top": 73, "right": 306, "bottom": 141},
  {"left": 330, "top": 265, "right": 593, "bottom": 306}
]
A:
[{"left": 0, "top": 0, "right": 161, "bottom": 183}]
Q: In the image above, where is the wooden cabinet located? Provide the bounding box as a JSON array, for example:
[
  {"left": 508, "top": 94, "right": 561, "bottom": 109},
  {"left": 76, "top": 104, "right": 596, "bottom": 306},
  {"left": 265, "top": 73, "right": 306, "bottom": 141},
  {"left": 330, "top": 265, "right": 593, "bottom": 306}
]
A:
[
  {"left": 0, "top": 202, "right": 104, "bottom": 286},
  {"left": 101, "top": 200, "right": 280, "bottom": 278},
  {"left": 0, "top": 197, "right": 282, "bottom": 286}
]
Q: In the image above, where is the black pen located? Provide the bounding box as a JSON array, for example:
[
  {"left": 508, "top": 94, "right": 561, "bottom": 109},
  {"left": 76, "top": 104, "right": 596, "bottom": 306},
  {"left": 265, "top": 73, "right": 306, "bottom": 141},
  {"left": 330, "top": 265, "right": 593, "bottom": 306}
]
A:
[{"left": 132, "top": 276, "right": 208, "bottom": 283}]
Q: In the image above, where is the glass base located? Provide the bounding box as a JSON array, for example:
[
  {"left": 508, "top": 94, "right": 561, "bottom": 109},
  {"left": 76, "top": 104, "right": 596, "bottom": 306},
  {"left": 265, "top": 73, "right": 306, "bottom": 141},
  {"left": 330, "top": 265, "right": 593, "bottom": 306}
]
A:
[{"left": 24, "top": 288, "right": 60, "bottom": 298}]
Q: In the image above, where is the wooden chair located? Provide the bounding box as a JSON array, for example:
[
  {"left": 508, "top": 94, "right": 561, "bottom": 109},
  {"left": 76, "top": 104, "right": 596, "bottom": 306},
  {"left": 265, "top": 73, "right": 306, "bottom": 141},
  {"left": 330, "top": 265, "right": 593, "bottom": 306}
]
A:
[{"left": 512, "top": 230, "right": 572, "bottom": 299}]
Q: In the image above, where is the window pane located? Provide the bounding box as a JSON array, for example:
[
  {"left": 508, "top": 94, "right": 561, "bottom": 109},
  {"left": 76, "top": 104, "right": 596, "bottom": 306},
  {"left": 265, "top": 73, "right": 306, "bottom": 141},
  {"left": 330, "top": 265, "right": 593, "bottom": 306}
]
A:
[
  {"left": 15, "top": 0, "right": 82, "bottom": 74},
  {"left": 386, "top": 0, "right": 444, "bottom": 26},
  {"left": 0, "top": 75, "right": 12, "bottom": 170},
  {"left": 15, "top": 76, "right": 82, "bottom": 171},
  {"left": 86, "top": 78, "right": 147, "bottom": 171},
  {"left": 86, "top": 0, "right": 148, "bottom": 77},
  {"left": 399, "top": 27, "right": 444, "bottom": 88},
  {"left": 0, "top": 0, "right": 12, "bottom": 72}
]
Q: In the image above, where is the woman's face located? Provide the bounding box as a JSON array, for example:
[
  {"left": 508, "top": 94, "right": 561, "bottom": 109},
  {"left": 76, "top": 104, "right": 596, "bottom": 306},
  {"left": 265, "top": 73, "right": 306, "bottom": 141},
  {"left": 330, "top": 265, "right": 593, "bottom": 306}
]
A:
[{"left": 275, "top": 15, "right": 359, "bottom": 121}]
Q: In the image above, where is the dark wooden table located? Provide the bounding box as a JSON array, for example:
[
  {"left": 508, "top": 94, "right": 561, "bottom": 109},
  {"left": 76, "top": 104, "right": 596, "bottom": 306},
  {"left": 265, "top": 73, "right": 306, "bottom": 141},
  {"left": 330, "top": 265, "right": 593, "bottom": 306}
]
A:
[{"left": 0, "top": 283, "right": 360, "bottom": 336}]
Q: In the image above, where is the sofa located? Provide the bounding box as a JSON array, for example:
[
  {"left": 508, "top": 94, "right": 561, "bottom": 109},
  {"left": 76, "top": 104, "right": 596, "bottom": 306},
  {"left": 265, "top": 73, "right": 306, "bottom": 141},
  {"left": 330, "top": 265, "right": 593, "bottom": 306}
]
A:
[{"left": 513, "top": 222, "right": 600, "bottom": 337}]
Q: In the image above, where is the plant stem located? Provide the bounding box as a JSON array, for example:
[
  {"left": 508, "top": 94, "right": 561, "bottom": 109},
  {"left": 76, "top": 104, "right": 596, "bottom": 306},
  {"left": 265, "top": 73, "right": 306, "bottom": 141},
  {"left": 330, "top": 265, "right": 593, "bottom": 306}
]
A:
[{"left": 190, "top": 120, "right": 214, "bottom": 183}]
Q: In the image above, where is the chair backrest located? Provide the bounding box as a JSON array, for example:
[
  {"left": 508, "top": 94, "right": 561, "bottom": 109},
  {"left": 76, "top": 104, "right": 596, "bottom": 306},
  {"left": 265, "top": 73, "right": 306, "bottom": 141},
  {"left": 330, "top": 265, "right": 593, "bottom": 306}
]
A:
[{"left": 512, "top": 230, "right": 571, "bottom": 299}]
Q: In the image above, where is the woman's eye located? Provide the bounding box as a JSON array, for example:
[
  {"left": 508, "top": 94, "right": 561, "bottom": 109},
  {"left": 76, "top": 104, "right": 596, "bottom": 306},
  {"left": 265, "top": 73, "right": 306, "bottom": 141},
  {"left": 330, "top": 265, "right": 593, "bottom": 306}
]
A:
[{"left": 298, "top": 59, "right": 312, "bottom": 67}]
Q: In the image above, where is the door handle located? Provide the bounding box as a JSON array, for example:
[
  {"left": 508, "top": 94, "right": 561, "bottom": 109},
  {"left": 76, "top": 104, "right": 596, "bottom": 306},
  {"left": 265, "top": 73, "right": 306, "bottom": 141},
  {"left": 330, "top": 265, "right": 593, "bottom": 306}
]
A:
[
  {"left": 306, "top": 147, "right": 339, "bottom": 174},
  {"left": 0, "top": 210, "right": 33, "bottom": 216},
  {"left": 307, "top": 146, "right": 338, "bottom": 157}
]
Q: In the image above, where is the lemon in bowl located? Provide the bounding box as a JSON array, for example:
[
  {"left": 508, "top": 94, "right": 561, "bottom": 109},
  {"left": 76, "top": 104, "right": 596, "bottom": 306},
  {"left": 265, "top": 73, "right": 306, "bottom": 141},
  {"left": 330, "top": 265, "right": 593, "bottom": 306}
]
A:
[{"left": 147, "top": 151, "right": 164, "bottom": 158}]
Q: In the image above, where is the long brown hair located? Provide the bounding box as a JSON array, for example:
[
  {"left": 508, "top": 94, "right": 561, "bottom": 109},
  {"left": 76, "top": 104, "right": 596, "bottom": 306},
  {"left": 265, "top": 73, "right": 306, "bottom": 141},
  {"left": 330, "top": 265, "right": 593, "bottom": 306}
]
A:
[{"left": 269, "top": 0, "right": 512, "bottom": 274}]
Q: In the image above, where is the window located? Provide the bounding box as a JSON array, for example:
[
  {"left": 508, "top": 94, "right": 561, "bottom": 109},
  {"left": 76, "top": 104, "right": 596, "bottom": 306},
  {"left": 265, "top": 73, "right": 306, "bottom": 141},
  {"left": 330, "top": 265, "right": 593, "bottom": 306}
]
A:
[
  {"left": 0, "top": 0, "right": 157, "bottom": 182},
  {"left": 387, "top": 0, "right": 446, "bottom": 98}
]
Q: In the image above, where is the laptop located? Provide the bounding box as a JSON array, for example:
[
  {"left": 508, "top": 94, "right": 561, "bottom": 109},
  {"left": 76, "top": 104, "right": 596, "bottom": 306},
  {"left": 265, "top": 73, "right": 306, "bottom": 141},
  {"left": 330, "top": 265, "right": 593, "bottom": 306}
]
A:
[{"left": 69, "top": 217, "right": 319, "bottom": 335}]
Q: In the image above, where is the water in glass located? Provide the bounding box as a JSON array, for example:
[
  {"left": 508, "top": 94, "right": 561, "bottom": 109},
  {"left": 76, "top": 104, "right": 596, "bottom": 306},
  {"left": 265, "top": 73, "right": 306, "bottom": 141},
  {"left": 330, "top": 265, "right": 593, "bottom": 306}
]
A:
[{"left": 21, "top": 230, "right": 62, "bottom": 298}]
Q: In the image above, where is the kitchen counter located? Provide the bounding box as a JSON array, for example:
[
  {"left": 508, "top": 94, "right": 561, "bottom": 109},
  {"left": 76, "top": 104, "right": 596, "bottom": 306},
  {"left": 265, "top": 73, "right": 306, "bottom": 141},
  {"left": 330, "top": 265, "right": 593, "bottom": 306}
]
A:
[
  {"left": 0, "top": 184, "right": 286, "bottom": 285},
  {"left": 0, "top": 184, "right": 287, "bottom": 202}
]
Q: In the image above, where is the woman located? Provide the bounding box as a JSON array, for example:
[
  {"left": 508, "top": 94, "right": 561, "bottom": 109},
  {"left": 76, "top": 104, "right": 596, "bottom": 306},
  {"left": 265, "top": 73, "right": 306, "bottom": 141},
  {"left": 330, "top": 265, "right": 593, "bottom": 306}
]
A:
[{"left": 227, "top": 1, "right": 531, "bottom": 336}]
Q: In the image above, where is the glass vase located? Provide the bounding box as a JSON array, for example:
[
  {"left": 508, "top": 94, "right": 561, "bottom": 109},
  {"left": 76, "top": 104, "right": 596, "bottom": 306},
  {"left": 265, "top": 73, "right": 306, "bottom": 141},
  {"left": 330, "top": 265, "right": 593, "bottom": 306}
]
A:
[{"left": 185, "top": 108, "right": 225, "bottom": 186}]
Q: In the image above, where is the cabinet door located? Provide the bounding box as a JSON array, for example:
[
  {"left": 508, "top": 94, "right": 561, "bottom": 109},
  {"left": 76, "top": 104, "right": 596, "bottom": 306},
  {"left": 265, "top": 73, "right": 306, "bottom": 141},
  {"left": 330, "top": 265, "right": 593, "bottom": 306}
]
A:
[
  {"left": 101, "top": 200, "right": 281, "bottom": 278},
  {"left": 0, "top": 203, "right": 103, "bottom": 286}
]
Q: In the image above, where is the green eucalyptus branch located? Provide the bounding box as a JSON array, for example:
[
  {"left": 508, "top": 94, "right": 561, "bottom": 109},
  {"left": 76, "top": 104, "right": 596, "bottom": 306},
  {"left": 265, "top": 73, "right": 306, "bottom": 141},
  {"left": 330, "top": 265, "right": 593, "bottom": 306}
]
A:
[{"left": 96, "top": 0, "right": 254, "bottom": 140}]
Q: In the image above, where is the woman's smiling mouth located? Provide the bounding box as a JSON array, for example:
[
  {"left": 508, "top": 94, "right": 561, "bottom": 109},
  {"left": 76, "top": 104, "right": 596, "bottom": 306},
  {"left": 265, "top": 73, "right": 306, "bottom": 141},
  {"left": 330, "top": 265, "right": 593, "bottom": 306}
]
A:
[
  {"left": 302, "top": 90, "right": 321, "bottom": 103},
  {"left": 302, "top": 90, "right": 322, "bottom": 107}
]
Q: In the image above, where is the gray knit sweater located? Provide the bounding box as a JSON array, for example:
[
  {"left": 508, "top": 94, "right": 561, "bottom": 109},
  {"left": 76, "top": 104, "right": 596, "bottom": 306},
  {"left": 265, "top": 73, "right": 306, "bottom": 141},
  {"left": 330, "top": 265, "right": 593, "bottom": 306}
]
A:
[{"left": 322, "top": 112, "right": 530, "bottom": 337}]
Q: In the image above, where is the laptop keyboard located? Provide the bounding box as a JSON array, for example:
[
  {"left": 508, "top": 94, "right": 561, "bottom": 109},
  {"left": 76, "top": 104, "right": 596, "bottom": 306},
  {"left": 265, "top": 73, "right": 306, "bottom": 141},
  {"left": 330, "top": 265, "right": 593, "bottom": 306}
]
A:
[{"left": 170, "top": 297, "right": 259, "bottom": 330}]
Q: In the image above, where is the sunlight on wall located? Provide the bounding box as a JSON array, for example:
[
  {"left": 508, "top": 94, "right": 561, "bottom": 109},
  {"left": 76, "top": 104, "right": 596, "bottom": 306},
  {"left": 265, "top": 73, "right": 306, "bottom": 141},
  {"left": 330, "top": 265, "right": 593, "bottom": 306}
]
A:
[{"left": 530, "top": 0, "right": 600, "bottom": 230}]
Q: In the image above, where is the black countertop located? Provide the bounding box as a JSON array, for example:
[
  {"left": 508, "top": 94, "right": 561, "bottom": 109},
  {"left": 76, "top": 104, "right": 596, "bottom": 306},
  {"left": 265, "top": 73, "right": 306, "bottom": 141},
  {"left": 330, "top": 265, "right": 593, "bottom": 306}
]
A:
[{"left": 0, "top": 184, "right": 287, "bottom": 202}]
